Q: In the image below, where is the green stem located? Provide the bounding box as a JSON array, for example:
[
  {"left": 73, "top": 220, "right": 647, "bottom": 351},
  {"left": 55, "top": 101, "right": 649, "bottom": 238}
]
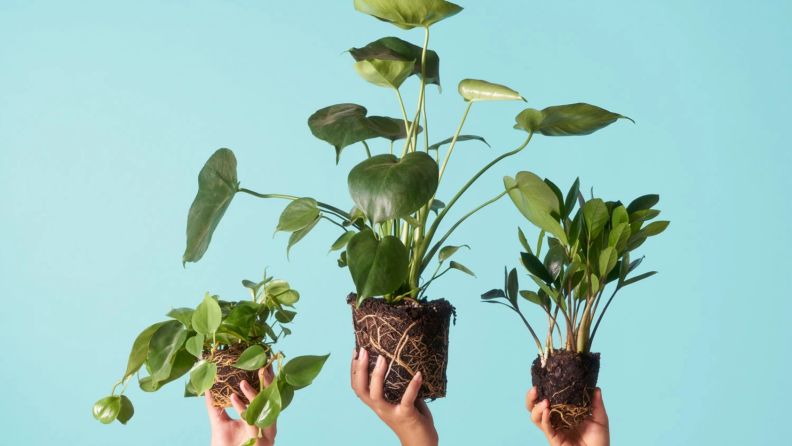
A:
[
  {"left": 437, "top": 101, "right": 473, "bottom": 182},
  {"left": 515, "top": 307, "right": 545, "bottom": 357},
  {"left": 362, "top": 141, "right": 371, "bottom": 158},
  {"left": 587, "top": 286, "right": 621, "bottom": 351},
  {"left": 422, "top": 93, "right": 429, "bottom": 152},
  {"left": 419, "top": 134, "right": 534, "bottom": 273},
  {"left": 395, "top": 88, "right": 411, "bottom": 152},
  {"left": 389, "top": 140, "right": 394, "bottom": 155},
  {"left": 321, "top": 215, "right": 347, "bottom": 233},
  {"left": 238, "top": 187, "right": 357, "bottom": 226}
]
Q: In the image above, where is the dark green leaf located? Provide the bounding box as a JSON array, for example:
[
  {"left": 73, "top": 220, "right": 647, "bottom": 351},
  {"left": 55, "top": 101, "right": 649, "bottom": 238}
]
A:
[
  {"left": 308, "top": 104, "right": 400, "bottom": 163},
  {"left": 337, "top": 251, "right": 348, "bottom": 268},
  {"left": 234, "top": 345, "right": 269, "bottom": 371},
  {"left": 192, "top": 293, "right": 222, "bottom": 335},
  {"left": 114, "top": 396, "right": 134, "bottom": 425},
  {"left": 148, "top": 321, "right": 187, "bottom": 381},
  {"left": 458, "top": 79, "right": 525, "bottom": 102},
  {"left": 348, "top": 152, "right": 438, "bottom": 224},
  {"left": 520, "top": 252, "right": 552, "bottom": 283},
  {"left": 529, "top": 275, "right": 564, "bottom": 311},
  {"left": 92, "top": 396, "right": 121, "bottom": 425},
  {"left": 543, "top": 245, "right": 566, "bottom": 281},
  {"left": 190, "top": 360, "right": 218, "bottom": 396},
  {"left": 583, "top": 199, "right": 609, "bottom": 239},
  {"left": 283, "top": 353, "right": 331, "bottom": 387},
  {"left": 347, "top": 230, "right": 409, "bottom": 301},
  {"left": 544, "top": 178, "right": 565, "bottom": 220},
  {"left": 224, "top": 305, "right": 258, "bottom": 329},
  {"left": 354, "top": 0, "right": 463, "bottom": 30},
  {"left": 623, "top": 271, "right": 658, "bottom": 286},
  {"left": 329, "top": 231, "right": 356, "bottom": 254},
  {"left": 183, "top": 148, "right": 238, "bottom": 265},
  {"left": 349, "top": 36, "right": 441, "bottom": 88},
  {"left": 449, "top": 261, "right": 476, "bottom": 277},
  {"left": 287, "top": 215, "right": 320, "bottom": 260},
  {"left": 275, "top": 198, "right": 320, "bottom": 234},
  {"left": 481, "top": 289, "right": 506, "bottom": 300},
  {"left": 380, "top": 117, "right": 422, "bottom": 142},
  {"left": 438, "top": 245, "right": 469, "bottom": 262},
  {"left": 564, "top": 178, "right": 580, "bottom": 220},
  {"left": 428, "top": 135, "right": 490, "bottom": 151},
  {"left": 275, "top": 309, "right": 297, "bottom": 324},
  {"left": 629, "top": 209, "right": 661, "bottom": 223},
  {"left": 123, "top": 322, "right": 167, "bottom": 380},
  {"left": 642, "top": 221, "right": 670, "bottom": 237},
  {"left": 626, "top": 194, "right": 659, "bottom": 214},
  {"left": 514, "top": 103, "right": 633, "bottom": 136},
  {"left": 507, "top": 268, "right": 519, "bottom": 308}
]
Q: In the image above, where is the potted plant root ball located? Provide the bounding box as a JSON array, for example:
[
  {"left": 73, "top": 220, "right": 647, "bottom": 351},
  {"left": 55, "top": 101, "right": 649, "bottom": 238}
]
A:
[
  {"left": 482, "top": 174, "right": 669, "bottom": 430},
  {"left": 92, "top": 268, "right": 329, "bottom": 443},
  {"left": 178, "top": 0, "right": 633, "bottom": 403}
]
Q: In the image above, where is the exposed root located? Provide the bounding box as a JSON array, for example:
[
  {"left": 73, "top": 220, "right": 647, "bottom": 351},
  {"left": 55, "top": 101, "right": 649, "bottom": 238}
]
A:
[
  {"left": 549, "top": 386, "right": 593, "bottom": 430},
  {"left": 204, "top": 343, "right": 261, "bottom": 408}
]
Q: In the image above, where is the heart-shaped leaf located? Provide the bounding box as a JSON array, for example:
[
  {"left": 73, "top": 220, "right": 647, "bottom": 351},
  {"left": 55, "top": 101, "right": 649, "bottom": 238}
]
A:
[
  {"left": 190, "top": 360, "right": 218, "bottom": 396},
  {"left": 183, "top": 149, "right": 238, "bottom": 265},
  {"left": 349, "top": 37, "right": 441, "bottom": 88},
  {"left": 354, "top": 59, "right": 416, "bottom": 89},
  {"left": 354, "top": 0, "right": 463, "bottom": 30},
  {"left": 329, "top": 231, "right": 356, "bottom": 253},
  {"left": 93, "top": 396, "right": 121, "bottom": 425},
  {"left": 147, "top": 320, "right": 187, "bottom": 381},
  {"left": 380, "top": 118, "right": 423, "bottom": 142},
  {"left": 116, "top": 396, "right": 134, "bottom": 425},
  {"left": 458, "top": 79, "right": 525, "bottom": 102},
  {"left": 505, "top": 172, "right": 567, "bottom": 244},
  {"left": 275, "top": 198, "right": 319, "bottom": 234},
  {"left": 283, "top": 353, "right": 331, "bottom": 387},
  {"left": 123, "top": 321, "right": 167, "bottom": 380},
  {"left": 308, "top": 104, "right": 400, "bottom": 164},
  {"left": 428, "top": 135, "right": 490, "bottom": 151},
  {"left": 185, "top": 334, "right": 205, "bottom": 358},
  {"left": 286, "top": 215, "right": 320, "bottom": 260},
  {"left": 347, "top": 229, "right": 409, "bottom": 300},
  {"left": 234, "top": 345, "right": 269, "bottom": 371},
  {"left": 348, "top": 152, "right": 438, "bottom": 224},
  {"left": 438, "top": 245, "right": 469, "bottom": 262},
  {"left": 166, "top": 308, "right": 194, "bottom": 330},
  {"left": 514, "top": 103, "right": 633, "bottom": 136},
  {"left": 192, "top": 293, "right": 222, "bottom": 335},
  {"left": 246, "top": 380, "right": 281, "bottom": 429}
]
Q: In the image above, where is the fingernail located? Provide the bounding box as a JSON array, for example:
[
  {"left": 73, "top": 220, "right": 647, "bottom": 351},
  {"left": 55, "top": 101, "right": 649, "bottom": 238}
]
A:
[
  {"left": 376, "top": 355, "right": 384, "bottom": 368},
  {"left": 353, "top": 348, "right": 358, "bottom": 360},
  {"left": 413, "top": 371, "right": 422, "bottom": 382}
]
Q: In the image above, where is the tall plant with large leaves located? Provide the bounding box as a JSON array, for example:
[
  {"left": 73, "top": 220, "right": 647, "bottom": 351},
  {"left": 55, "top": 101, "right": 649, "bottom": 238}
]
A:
[{"left": 181, "top": 0, "right": 633, "bottom": 307}]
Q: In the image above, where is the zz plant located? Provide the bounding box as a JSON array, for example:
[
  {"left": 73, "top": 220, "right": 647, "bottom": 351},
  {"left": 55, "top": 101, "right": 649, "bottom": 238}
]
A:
[
  {"left": 92, "top": 269, "right": 329, "bottom": 439},
  {"left": 483, "top": 176, "right": 669, "bottom": 429}
]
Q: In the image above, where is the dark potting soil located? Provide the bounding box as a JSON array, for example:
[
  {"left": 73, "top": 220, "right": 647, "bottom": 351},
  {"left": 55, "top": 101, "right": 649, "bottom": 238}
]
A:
[
  {"left": 204, "top": 343, "right": 262, "bottom": 407},
  {"left": 531, "top": 350, "right": 600, "bottom": 407},
  {"left": 348, "top": 293, "right": 456, "bottom": 404}
]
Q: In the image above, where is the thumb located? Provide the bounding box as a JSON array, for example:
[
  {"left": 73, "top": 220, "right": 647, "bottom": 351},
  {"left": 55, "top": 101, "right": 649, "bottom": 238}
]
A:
[{"left": 590, "top": 388, "right": 608, "bottom": 425}]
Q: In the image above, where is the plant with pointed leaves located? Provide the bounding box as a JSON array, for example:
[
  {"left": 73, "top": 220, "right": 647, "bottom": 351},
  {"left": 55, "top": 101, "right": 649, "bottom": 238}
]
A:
[
  {"left": 92, "top": 269, "right": 329, "bottom": 439},
  {"left": 181, "top": 0, "right": 633, "bottom": 309},
  {"left": 482, "top": 177, "right": 668, "bottom": 363}
]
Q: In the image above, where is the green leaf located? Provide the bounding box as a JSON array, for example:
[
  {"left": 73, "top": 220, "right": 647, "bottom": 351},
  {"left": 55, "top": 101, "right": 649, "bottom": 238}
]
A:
[
  {"left": 274, "top": 290, "right": 300, "bottom": 307},
  {"left": 278, "top": 380, "right": 296, "bottom": 411},
  {"left": 449, "top": 261, "right": 476, "bottom": 278},
  {"left": 506, "top": 268, "right": 519, "bottom": 308},
  {"left": 642, "top": 221, "right": 670, "bottom": 237},
  {"left": 520, "top": 290, "right": 548, "bottom": 309},
  {"left": 190, "top": 360, "right": 218, "bottom": 396},
  {"left": 148, "top": 321, "right": 188, "bottom": 381},
  {"left": 337, "top": 251, "right": 348, "bottom": 268},
  {"left": 544, "top": 245, "right": 566, "bottom": 282},
  {"left": 224, "top": 304, "right": 259, "bottom": 329},
  {"left": 458, "top": 79, "right": 525, "bottom": 102},
  {"left": 380, "top": 117, "right": 422, "bottom": 142},
  {"left": 185, "top": 334, "right": 205, "bottom": 358},
  {"left": 529, "top": 275, "right": 565, "bottom": 311},
  {"left": 505, "top": 172, "right": 567, "bottom": 244},
  {"left": 347, "top": 230, "right": 409, "bottom": 300},
  {"left": 623, "top": 271, "right": 658, "bottom": 286},
  {"left": 481, "top": 289, "right": 506, "bottom": 300},
  {"left": 275, "top": 309, "right": 297, "bottom": 324},
  {"left": 349, "top": 36, "right": 441, "bottom": 88},
  {"left": 266, "top": 279, "right": 290, "bottom": 296},
  {"left": 246, "top": 380, "right": 282, "bottom": 429},
  {"left": 629, "top": 209, "right": 661, "bottom": 223},
  {"left": 609, "top": 222, "right": 631, "bottom": 253},
  {"left": 93, "top": 396, "right": 121, "bottom": 425},
  {"left": 192, "top": 292, "right": 222, "bottom": 335},
  {"left": 283, "top": 353, "right": 331, "bottom": 387},
  {"left": 166, "top": 308, "right": 194, "bottom": 329},
  {"left": 354, "top": 59, "right": 415, "bottom": 89},
  {"left": 116, "top": 396, "right": 134, "bottom": 425},
  {"left": 430, "top": 199, "right": 445, "bottom": 215},
  {"left": 583, "top": 199, "right": 609, "bottom": 239},
  {"left": 520, "top": 251, "right": 552, "bottom": 284},
  {"left": 543, "top": 178, "right": 565, "bottom": 219},
  {"left": 438, "top": 245, "right": 469, "bottom": 262},
  {"left": 329, "top": 231, "right": 356, "bottom": 254},
  {"left": 354, "top": 0, "right": 463, "bottom": 30},
  {"left": 275, "top": 198, "right": 320, "bottom": 234},
  {"left": 514, "top": 103, "right": 633, "bottom": 136},
  {"left": 286, "top": 215, "right": 320, "bottom": 260},
  {"left": 564, "top": 178, "right": 580, "bottom": 220},
  {"left": 626, "top": 194, "right": 659, "bottom": 214},
  {"left": 183, "top": 148, "right": 238, "bottom": 265},
  {"left": 308, "top": 104, "right": 400, "bottom": 164},
  {"left": 184, "top": 381, "right": 198, "bottom": 398},
  {"left": 238, "top": 439, "right": 257, "bottom": 446},
  {"left": 234, "top": 345, "right": 269, "bottom": 371},
  {"left": 428, "top": 135, "right": 490, "bottom": 151},
  {"left": 599, "top": 247, "right": 618, "bottom": 277},
  {"left": 590, "top": 275, "right": 600, "bottom": 295},
  {"left": 123, "top": 322, "right": 167, "bottom": 380},
  {"left": 347, "top": 152, "right": 438, "bottom": 224},
  {"left": 611, "top": 205, "right": 629, "bottom": 227},
  {"left": 518, "top": 227, "right": 532, "bottom": 254}
]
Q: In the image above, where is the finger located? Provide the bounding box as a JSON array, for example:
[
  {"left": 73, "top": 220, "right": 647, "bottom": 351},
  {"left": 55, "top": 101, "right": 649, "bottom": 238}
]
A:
[
  {"left": 352, "top": 348, "right": 371, "bottom": 402},
  {"left": 415, "top": 399, "right": 433, "bottom": 422},
  {"left": 540, "top": 406, "right": 557, "bottom": 440},
  {"left": 530, "top": 399, "right": 548, "bottom": 428},
  {"left": 259, "top": 367, "right": 273, "bottom": 388},
  {"left": 350, "top": 348, "right": 357, "bottom": 377},
  {"left": 369, "top": 354, "right": 386, "bottom": 403},
  {"left": 526, "top": 386, "right": 538, "bottom": 411},
  {"left": 265, "top": 363, "right": 275, "bottom": 382},
  {"left": 400, "top": 371, "right": 422, "bottom": 410},
  {"left": 590, "top": 387, "right": 609, "bottom": 425},
  {"left": 205, "top": 391, "right": 231, "bottom": 423},
  {"left": 239, "top": 379, "right": 259, "bottom": 404},
  {"left": 230, "top": 393, "right": 248, "bottom": 419}
]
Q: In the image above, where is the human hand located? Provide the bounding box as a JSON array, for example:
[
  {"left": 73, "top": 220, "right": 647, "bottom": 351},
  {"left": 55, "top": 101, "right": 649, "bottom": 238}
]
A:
[
  {"left": 526, "top": 386, "right": 609, "bottom": 446},
  {"left": 205, "top": 366, "right": 277, "bottom": 446},
  {"left": 351, "top": 348, "right": 438, "bottom": 446}
]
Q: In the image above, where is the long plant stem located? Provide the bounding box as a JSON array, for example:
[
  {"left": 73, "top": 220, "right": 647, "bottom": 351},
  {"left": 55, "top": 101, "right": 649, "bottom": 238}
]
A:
[
  {"left": 437, "top": 101, "right": 473, "bottom": 182},
  {"left": 587, "top": 286, "right": 621, "bottom": 351},
  {"left": 515, "top": 308, "right": 545, "bottom": 356},
  {"left": 362, "top": 141, "right": 371, "bottom": 158},
  {"left": 238, "top": 188, "right": 352, "bottom": 222},
  {"left": 395, "top": 89, "right": 411, "bottom": 152},
  {"left": 422, "top": 93, "right": 429, "bottom": 152}
]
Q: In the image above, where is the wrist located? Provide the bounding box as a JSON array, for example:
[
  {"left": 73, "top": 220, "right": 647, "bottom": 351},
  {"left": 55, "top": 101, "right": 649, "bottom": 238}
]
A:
[{"left": 396, "top": 429, "right": 438, "bottom": 446}]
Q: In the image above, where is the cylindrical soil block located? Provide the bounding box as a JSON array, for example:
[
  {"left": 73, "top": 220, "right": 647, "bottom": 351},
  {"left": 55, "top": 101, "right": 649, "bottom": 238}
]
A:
[
  {"left": 203, "top": 342, "right": 262, "bottom": 408},
  {"left": 348, "top": 293, "right": 455, "bottom": 404},
  {"left": 531, "top": 350, "right": 601, "bottom": 430}
]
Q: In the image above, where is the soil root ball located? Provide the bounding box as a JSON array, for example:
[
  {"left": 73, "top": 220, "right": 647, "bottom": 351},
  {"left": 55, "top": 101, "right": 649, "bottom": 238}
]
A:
[
  {"left": 530, "top": 349, "right": 601, "bottom": 430},
  {"left": 204, "top": 343, "right": 262, "bottom": 408}
]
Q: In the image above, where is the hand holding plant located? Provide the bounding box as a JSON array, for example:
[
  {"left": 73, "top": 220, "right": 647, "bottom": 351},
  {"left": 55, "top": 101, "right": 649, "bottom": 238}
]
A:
[
  {"left": 527, "top": 387, "right": 609, "bottom": 446},
  {"left": 206, "top": 367, "right": 277, "bottom": 446},
  {"left": 351, "top": 348, "right": 438, "bottom": 446}
]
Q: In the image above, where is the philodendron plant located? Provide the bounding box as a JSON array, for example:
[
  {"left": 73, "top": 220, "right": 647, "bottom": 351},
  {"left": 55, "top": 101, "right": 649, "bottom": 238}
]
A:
[
  {"left": 92, "top": 270, "right": 329, "bottom": 440},
  {"left": 482, "top": 176, "right": 668, "bottom": 429},
  {"left": 180, "top": 0, "right": 632, "bottom": 402}
]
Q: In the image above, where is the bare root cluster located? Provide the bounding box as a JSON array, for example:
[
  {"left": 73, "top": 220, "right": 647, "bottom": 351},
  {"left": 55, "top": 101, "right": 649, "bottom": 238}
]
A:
[
  {"left": 205, "top": 343, "right": 261, "bottom": 408},
  {"left": 549, "top": 387, "right": 593, "bottom": 430}
]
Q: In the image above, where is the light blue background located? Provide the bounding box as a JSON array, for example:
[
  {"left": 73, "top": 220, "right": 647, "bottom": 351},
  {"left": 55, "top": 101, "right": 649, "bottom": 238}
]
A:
[{"left": 1, "top": 1, "right": 790, "bottom": 444}]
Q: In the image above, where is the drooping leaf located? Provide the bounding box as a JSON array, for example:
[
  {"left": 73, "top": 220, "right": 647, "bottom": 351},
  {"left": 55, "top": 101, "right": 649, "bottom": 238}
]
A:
[
  {"left": 234, "top": 345, "right": 269, "bottom": 371},
  {"left": 349, "top": 36, "right": 441, "bottom": 88},
  {"left": 347, "top": 229, "right": 409, "bottom": 300},
  {"left": 116, "top": 396, "right": 134, "bottom": 425},
  {"left": 147, "top": 321, "right": 188, "bottom": 381},
  {"left": 458, "top": 79, "right": 525, "bottom": 102},
  {"left": 184, "top": 381, "right": 198, "bottom": 398},
  {"left": 428, "top": 135, "right": 490, "bottom": 151},
  {"left": 514, "top": 103, "right": 633, "bottom": 136},
  {"left": 518, "top": 227, "right": 532, "bottom": 254},
  {"left": 123, "top": 322, "right": 167, "bottom": 380},
  {"left": 354, "top": 59, "right": 416, "bottom": 89},
  {"left": 642, "top": 221, "right": 670, "bottom": 237},
  {"left": 599, "top": 247, "right": 618, "bottom": 277},
  {"left": 583, "top": 199, "right": 609, "bottom": 239},
  {"left": 238, "top": 439, "right": 257, "bottom": 446},
  {"left": 308, "top": 104, "right": 400, "bottom": 164},
  {"left": 274, "top": 198, "right": 320, "bottom": 235},
  {"left": 626, "top": 194, "right": 659, "bottom": 214},
  {"left": 544, "top": 245, "right": 566, "bottom": 282},
  {"left": 347, "top": 152, "right": 438, "bottom": 224},
  {"left": 183, "top": 149, "right": 239, "bottom": 265},
  {"left": 505, "top": 172, "right": 567, "bottom": 244},
  {"left": 449, "top": 261, "right": 476, "bottom": 277},
  {"left": 189, "top": 360, "right": 218, "bottom": 396},
  {"left": 165, "top": 308, "right": 194, "bottom": 329},
  {"left": 353, "top": 0, "right": 463, "bottom": 30},
  {"left": 438, "top": 245, "right": 469, "bottom": 262},
  {"left": 520, "top": 290, "right": 548, "bottom": 309},
  {"left": 283, "top": 353, "right": 331, "bottom": 387},
  {"left": 93, "top": 396, "right": 121, "bottom": 425},
  {"left": 246, "top": 380, "right": 281, "bottom": 429},
  {"left": 520, "top": 252, "right": 552, "bottom": 284},
  {"left": 286, "top": 215, "right": 320, "bottom": 260},
  {"left": 623, "top": 271, "right": 658, "bottom": 286},
  {"left": 266, "top": 279, "right": 290, "bottom": 296},
  {"left": 274, "top": 290, "right": 300, "bottom": 307},
  {"left": 380, "top": 117, "right": 422, "bottom": 142},
  {"left": 275, "top": 309, "right": 297, "bottom": 324},
  {"left": 329, "top": 231, "right": 356, "bottom": 254},
  {"left": 529, "top": 275, "right": 565, "bottom": 311},
  {"left": 564, "top": 178, "right": 580, "bottom": 219},
  {"left": 185, "top": 334, "right": 205, "bottom": 358},
  {"left": 192, "top": 293, "right": 222, "bottom": 335},
  {"left": 337, "top": 251, "right": 348, "bottom": 268}
]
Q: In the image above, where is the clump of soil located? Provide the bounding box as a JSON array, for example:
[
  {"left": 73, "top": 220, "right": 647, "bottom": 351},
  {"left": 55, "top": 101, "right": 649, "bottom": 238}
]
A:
[
  {"left": 204, "top": 343, "right": 262, "bottom": 408},
  {"left": 348, "top": 293, "right": 455, "bottom": 404},
  {"left": 531, "top": 349, "right": 601, "bottom": 430}
]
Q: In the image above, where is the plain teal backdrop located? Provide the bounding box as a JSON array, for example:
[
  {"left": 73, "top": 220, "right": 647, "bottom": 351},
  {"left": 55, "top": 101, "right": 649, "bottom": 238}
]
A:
[{"left": 2, "top": 0, "right": 790, "bottom": 444}]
